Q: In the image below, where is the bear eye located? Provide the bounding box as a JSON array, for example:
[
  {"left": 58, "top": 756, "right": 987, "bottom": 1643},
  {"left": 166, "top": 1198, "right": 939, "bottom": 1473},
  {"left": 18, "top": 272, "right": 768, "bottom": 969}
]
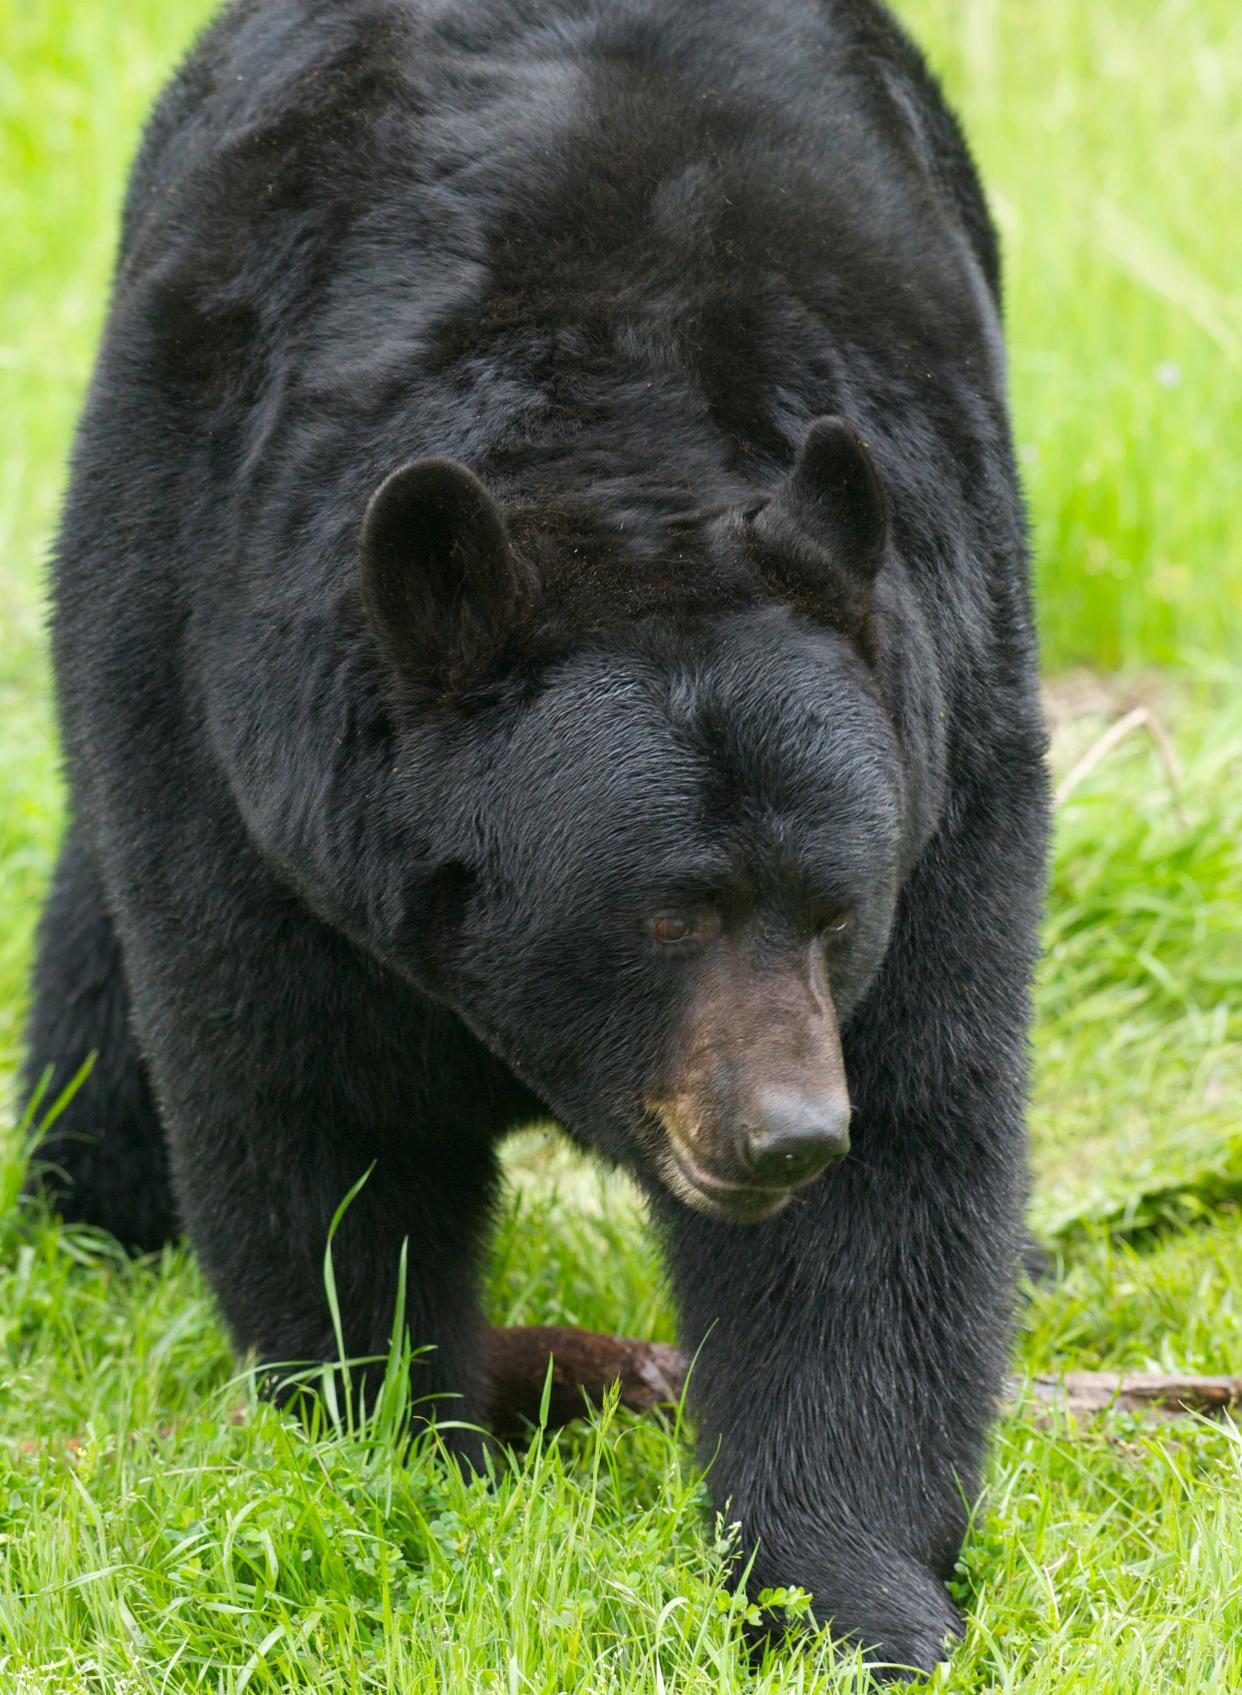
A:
[
  {"left": 649, "top": 910, "right": 719, "bottom": 945},
  {"left": 821, "top": 911, "right": 852, "bottom": 936}
]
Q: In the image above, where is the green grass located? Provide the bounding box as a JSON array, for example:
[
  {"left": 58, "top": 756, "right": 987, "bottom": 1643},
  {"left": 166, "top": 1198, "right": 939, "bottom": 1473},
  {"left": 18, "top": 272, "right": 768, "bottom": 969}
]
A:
[
  {"left": 2, "top": 1, "right": 1241, "bottom": 1690},
  {"left": 906, "top": 0, "right": 1242, "bottom": 669}
]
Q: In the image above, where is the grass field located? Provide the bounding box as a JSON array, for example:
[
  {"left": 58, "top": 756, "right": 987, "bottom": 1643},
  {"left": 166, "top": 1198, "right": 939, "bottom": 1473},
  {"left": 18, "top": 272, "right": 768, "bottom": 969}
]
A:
[{"left": 1, "top": 1, "right": 1240, "bottom": 1690}]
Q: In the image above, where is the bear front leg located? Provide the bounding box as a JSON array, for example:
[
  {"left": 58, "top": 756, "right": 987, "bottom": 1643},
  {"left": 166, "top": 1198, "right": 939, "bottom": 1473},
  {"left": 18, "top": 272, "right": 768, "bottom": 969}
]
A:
[
  {"left": 653, "top": 886, "right": 1034, "bottom": 1673},
  {"left": 180, "top": 1112, "right": 504, "bottom": 1471},
  {"left": 172, "top": 1047, "right": 504, "bottom": 1466},
  {"left": 654, "top": 1117, "right": 1017, "bottom": 1676},
  {"left": 111, "top": 863, "right": 524, "bottom": 1469}
]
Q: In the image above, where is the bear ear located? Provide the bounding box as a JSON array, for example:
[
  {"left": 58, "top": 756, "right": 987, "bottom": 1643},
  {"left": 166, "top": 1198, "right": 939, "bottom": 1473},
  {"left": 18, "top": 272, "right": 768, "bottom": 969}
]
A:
[
  {"left": 749, "top": 416, "right": 889, "bottom": 646},
  {"left": 359, "top": 457, "right": 532, "bottom": 696}
]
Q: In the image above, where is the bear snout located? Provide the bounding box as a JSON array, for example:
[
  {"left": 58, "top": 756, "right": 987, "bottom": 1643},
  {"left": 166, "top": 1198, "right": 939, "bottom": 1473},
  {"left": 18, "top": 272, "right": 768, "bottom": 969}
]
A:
[
  {"left": 737, "top": 1087, "right": 851, "bottom": 1185},
  {"left": 644, "top": 1082, "right": 848, "bottom": 1222},
  {"left": 644, "top": 950, "right": 853, "bottom": 1221}
]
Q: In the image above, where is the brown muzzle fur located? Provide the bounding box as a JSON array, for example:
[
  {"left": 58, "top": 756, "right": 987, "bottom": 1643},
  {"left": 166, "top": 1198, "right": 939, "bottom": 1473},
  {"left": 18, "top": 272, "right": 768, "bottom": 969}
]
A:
[{"left": 645, "top": 938, "right": 851, "bottom": 1221}]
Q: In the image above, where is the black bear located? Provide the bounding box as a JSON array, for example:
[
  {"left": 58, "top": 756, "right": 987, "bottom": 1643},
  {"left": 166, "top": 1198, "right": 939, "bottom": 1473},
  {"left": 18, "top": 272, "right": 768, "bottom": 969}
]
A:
[{"left": 23, "top": 0, "right": 1048, "bottom": 1675}]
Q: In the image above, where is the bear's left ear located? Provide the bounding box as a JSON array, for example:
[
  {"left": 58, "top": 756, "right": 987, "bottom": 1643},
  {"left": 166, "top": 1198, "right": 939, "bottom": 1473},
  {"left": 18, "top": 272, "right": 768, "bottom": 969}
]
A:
[
  {"left": 359, "top": 457, "right": 534, "bottom": 697},
  {"left": 748, "top": 416, "right": 889, "bottom": 649}
]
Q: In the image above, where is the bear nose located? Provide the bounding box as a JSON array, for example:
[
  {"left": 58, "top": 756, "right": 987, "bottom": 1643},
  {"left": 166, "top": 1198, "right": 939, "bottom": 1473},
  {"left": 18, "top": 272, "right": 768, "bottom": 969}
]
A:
[{"left": 739, "top": 1091, "right": 851, "bottom": 1186}]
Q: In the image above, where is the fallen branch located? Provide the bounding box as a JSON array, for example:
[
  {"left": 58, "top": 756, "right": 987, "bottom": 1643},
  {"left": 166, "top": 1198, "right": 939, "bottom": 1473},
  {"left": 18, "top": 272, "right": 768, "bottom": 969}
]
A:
[
  {"left": 1020, "top": 1370, "right": 1242, "bottom": 1422},
  {"left": 486, "top": 1323, "right": 686, "bottom": 1439},
  {"left": 483, "top": 1325, "right": 1242, "bottom": 1431}
]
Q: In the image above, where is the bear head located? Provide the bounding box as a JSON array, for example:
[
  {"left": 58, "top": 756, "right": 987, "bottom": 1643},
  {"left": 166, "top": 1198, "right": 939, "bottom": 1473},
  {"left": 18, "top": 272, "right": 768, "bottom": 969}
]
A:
[{"left": 359, "top": 418, "right": 905, "bottom": 1223}]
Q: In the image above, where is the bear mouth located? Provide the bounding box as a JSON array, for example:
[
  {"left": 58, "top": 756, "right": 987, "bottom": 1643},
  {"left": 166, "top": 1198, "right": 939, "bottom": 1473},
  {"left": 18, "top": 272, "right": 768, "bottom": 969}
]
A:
[{"left": 663, "top": 1140, "right": 794, "bottom": 1225}]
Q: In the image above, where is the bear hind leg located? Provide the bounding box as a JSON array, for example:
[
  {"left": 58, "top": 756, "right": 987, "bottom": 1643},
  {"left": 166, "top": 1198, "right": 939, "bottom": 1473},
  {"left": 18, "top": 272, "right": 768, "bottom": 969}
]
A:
[{"left": 20, "top": 827, "right": 178, "bottom": 1252}]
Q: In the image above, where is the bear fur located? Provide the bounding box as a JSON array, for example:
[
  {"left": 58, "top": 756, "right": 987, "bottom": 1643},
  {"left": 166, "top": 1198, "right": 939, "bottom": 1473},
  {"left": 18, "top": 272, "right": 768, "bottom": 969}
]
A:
[{"left": 23, "top": 0, "right": 1048, "bottom": 1674}]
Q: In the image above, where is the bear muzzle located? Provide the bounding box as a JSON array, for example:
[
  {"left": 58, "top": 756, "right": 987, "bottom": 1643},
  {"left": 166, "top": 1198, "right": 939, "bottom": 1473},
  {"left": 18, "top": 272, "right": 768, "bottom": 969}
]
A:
[
  {"left": 644, "top": 941, "right": 852, "bottom": 1223},
  {"left": 647, "top": 1084, "right": 851, "bottom": 1223}
]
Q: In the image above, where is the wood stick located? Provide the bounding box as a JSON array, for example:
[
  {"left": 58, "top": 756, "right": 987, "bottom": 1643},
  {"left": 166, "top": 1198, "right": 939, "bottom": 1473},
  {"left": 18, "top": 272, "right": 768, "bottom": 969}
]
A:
[
  {"left": 1020, "top": 1371, "right": 1242, "bottom": 1422},
  {"left": 483, "top": 1324, "right": 1242, "bottom": 1431},
  {"left": 485, "top": 1323, "right": 687, "bottom": 1438}
]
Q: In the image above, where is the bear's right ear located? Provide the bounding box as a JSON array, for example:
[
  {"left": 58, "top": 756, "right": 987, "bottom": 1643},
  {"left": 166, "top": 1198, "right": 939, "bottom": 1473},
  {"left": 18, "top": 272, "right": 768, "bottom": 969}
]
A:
[{"left": 359, "top": 457, "right": 532, "bottom": 696}]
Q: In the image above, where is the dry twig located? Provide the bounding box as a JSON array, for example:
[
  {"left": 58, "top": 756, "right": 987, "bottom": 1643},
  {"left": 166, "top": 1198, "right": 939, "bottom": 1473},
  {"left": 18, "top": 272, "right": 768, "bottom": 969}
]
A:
[{"left": 1055, "top": 704, "right": 1185, "bottom": 822}]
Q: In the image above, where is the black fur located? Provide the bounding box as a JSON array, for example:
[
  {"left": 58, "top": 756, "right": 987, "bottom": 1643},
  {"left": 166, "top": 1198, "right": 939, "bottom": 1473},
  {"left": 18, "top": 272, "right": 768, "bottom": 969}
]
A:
[{"left": 23, "top": 0, "right": 1048, "bottom": 1676}]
